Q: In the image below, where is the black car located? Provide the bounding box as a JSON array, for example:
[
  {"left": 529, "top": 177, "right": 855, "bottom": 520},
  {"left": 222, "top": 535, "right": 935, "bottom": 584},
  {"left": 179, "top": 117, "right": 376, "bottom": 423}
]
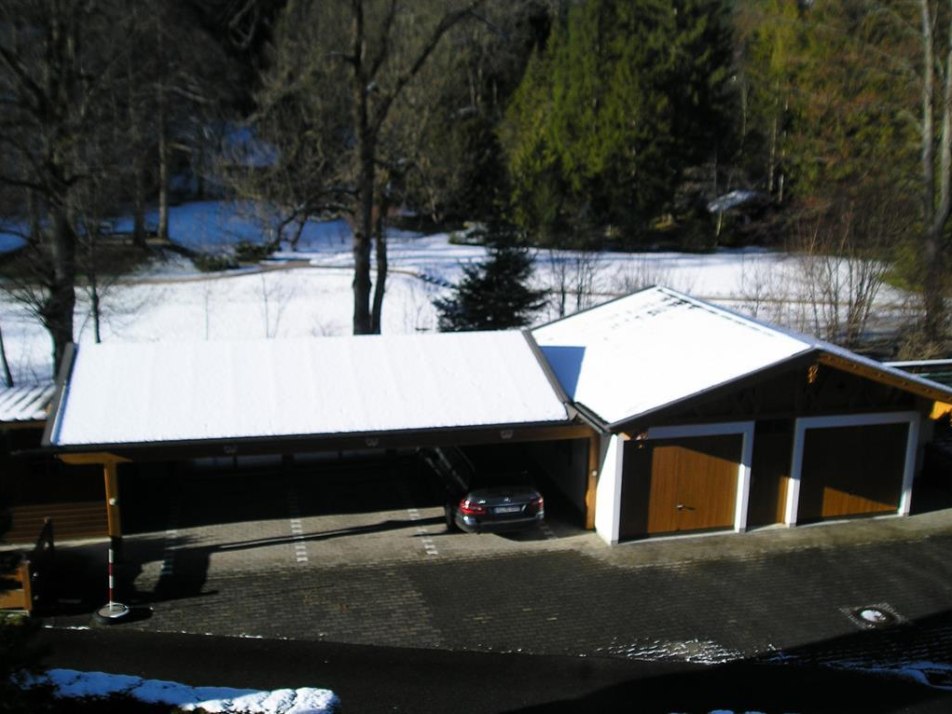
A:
[{"left": 419, "top": 447, "right": 545, "bottom": 534}]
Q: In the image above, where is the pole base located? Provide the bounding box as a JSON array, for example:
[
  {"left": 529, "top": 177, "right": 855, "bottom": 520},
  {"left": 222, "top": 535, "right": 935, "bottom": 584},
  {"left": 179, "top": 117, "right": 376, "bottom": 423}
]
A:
[{"left": 94, "top": 601, "right": 131, "bottom": 625}]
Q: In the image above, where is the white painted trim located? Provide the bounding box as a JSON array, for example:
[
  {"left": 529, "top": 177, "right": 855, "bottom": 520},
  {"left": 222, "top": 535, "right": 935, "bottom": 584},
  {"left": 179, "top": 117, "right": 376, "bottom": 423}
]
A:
[
  {"left": 595, "top": 434, "right": 626, "bottom": 545},
  {"left": 900, "top": 416, "right": 921, "bottom": 516},
  {"left": 643, "top": 421, "right": 755, "bottom": 533},
  {"left": 785, "top": 411, "right": 921, "bottom": 525}
]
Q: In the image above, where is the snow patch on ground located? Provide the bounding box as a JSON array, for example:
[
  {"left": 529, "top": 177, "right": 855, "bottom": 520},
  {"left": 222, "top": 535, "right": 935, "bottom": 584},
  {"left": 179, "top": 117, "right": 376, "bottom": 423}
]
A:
[
  {"left": 35, "top": 668, "right": 339, "bottom": 714},
  {"left": 594, "top": 638, "right": 744, "bottom": 664}
]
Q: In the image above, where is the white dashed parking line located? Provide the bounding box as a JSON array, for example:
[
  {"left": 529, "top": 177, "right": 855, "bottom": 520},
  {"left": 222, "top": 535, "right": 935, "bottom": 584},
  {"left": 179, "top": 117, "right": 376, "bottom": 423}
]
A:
[
  {"left": 160, "top": 500, "right": 181, "bottom": 576},
  {"left": 407, "top": 506, "right": 440, "bottom": 557},
  {"left": 287, "top": 489, "right": 308, "bottom": 564}
]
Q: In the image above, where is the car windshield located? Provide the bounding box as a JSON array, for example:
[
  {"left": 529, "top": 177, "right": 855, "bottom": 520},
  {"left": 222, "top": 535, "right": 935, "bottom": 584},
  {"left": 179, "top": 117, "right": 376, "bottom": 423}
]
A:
[{"left": 469, "top": 471, "right": 534, "bottom": 490}]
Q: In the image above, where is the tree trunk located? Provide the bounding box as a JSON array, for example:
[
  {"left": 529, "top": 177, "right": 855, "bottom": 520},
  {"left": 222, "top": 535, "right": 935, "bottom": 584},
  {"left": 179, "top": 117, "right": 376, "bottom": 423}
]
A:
[
  {"left": 157, "top": 79, "right": 170, "bottom": 243},
  {"left": 350, "top": 0, "right": 372, "bottom": 334},
  {"left": 0, "top": 323, "right": 13, "bottom": 388},
  {"left": 352, "top": 139, "right": 375, "bottom": 335},
  {"left": 371, "top": 191, "right": 389, "bottom": 334},
  {"left": 920, "top": 0, "right": 952, "bottom": 342},
  {"left": 45, "top": 209, "right": 77, "bottom": 375},
  {"left": 128, "top": 50, "right": 147, "bottom": 250},
  {"left": 133, "top": 162, "right": 147, "bottom": 248}
]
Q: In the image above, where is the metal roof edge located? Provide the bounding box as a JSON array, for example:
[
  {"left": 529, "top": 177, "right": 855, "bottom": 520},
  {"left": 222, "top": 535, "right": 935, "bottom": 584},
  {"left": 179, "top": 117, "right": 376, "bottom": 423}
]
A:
[
  {"left": 571, "top": 401, "right": 611, "bottom": 434},
  {"left": 605, "top": 350, "right": 820, "bottom": 432},
  {"left": 520, "top": 329, "right": 574, "bottom": 418},
  {"left": 886, "top": 359, "right": 952, "bottom": 369},
  {"left": 41, "top": 342, "right": 78, "bottom": 448}
]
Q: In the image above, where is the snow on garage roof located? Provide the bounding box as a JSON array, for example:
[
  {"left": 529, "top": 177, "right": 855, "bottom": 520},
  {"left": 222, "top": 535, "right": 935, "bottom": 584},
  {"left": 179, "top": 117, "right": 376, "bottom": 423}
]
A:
[
  {"left": 0, "top": 382, "right": 55, "bottom": 424},
  {"left": 532, "top": 286, "right": 813, "bottom": 427},
  {"left": 48, "top": 331, "right": 570, "bottom": 448}
]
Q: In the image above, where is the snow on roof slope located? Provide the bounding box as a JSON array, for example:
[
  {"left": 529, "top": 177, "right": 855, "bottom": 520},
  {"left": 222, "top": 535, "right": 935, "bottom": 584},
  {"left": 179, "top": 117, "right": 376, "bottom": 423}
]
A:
[
  {"left": 531, "top": 286, "right": 813, "bottom": 426},
  {"left": 49, "top": 331, "right": 569, "bottom": 447},
  {"left": 0, "top": 382, "right": 55, "bottom": 423}
]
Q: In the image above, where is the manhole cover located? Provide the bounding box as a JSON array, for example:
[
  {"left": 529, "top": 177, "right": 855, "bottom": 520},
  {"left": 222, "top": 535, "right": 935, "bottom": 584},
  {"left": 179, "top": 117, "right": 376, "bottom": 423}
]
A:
[{"left": 842, "top": 603, "right": 905, "bottom": 630}]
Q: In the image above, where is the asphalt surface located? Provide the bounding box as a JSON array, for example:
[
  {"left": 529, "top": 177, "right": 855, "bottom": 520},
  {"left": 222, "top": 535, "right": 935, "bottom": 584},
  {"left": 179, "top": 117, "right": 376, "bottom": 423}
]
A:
[{"left": 13, "top": 462, "right": 952, "bottom": 712}]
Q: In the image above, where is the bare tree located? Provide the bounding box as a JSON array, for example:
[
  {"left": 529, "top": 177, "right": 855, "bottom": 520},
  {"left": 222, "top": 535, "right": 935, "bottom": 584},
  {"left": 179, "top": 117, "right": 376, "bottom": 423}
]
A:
[
  {"left": 734, "top": 256, "right": 777, "bottom": 320},
  {"left": 0, "top": 0, "right": 127, "bottom": 369},
  {"left": 793, "top": 202, "right": 893, "bottom": 349},
  {"left": 258, "top": 272, "right": 296, "bottom": 338},
  {"left": 544, "top": 247, "right": 605, "bottom": 319},
  {"left": 245, "top": 0, "right": 488, "bottom": 335}
]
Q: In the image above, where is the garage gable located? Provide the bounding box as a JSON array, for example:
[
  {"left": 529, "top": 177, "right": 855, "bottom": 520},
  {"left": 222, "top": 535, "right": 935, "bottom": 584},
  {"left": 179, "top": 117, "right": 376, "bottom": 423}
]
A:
[
  {"left": 532, "top": 287, "right": 813, "bottom": 426},
  {"left": 532, "top": 286, "right": 952, "bottom": 429}
]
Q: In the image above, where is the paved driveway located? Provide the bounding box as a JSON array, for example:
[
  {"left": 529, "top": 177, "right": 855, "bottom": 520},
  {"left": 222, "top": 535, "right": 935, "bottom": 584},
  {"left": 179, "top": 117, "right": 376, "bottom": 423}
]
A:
[{"left": 35, "top": 460, "right": 952, "bottom": 699}]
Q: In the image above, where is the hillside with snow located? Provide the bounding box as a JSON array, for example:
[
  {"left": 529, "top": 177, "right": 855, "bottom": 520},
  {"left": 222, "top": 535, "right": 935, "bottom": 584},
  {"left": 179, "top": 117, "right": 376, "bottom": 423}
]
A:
[{"left": 0, "top": 201, "right": 914, "bottom": 384}]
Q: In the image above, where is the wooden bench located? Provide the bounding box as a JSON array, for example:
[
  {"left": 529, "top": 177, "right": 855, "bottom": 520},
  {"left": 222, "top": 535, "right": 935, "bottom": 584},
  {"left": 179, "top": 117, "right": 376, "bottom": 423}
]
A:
[
  {"left": 0, "top": 555, "right": 32, "bottom": 613},
  {"left": 0, "top": 519, "right": 55, "bottom": 615}
]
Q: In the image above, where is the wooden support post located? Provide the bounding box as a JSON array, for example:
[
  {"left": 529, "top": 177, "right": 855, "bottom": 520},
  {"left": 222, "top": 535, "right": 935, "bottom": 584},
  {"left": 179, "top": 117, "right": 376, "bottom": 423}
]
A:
[
  {"left": 56, "top": 452, "right": 132, "bottom": 622},
  {"left": 585, "top": 434, "right": 600, "bottom": 531},
  {"left": 103, "top": 460, "right": 122, "bottom": 553}
]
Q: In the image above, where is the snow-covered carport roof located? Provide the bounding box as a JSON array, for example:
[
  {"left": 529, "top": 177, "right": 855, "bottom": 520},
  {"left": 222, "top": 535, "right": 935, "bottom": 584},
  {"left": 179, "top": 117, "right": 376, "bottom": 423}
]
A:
[
  {"left": 531, "top": 286, "right": 952, "bottom": 431},
  {"left": 0, "top": 382, "right": 55, "bottom": 428},
  {"left": 43, "top": 331, "right": 580, "bottom": 459}
]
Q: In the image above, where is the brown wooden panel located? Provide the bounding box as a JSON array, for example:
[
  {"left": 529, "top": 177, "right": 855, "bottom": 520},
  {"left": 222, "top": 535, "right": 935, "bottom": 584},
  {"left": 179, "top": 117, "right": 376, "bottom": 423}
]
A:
[
  {"left": 748, "top": 425, "right": 793, "bottom": 527},
  {"left": 645, "top": 435, "right": 742, "bottom": 536},
  {"left": 799, "top": 422, "right": 906, "bottom": 522},
  {"left": 672, "top": 438, "right": 740, "bottom": 532},
  {"left": 3, "top": 501, "right": 108, "bottom": 545},
  {"left": 646, "top": 445, "right": 683, "bottom": 533},
  {"left": 619, "top": 442, "right": 653, "bottom": 539},
  {"left": 0, "top": 560, "right": 31, "bottom": 612}
]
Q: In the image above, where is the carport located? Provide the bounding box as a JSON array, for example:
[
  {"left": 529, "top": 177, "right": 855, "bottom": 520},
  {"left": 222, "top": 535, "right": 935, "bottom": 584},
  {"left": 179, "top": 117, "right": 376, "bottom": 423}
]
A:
[
  {"left": 532, "top": 287, "right": 952, "bottom": 544},
  {"left": 42, "top": 330, "right": 597, "bottom": 561}
]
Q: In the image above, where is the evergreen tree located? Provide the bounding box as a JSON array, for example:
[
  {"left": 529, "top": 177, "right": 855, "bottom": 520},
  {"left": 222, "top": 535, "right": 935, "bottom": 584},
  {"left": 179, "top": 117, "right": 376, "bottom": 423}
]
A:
[
  {"left": 434, "top": 223, "right": 546, "bottom": 331},
  {"left": 501, "top": 0, "right": 736, "bottom": 242}
]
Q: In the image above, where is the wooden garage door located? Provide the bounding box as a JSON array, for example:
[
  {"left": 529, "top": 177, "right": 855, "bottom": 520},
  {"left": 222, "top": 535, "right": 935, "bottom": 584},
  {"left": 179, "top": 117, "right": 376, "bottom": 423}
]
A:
[
  {"left": 798, "top": 422, "right": 906, "bottom": 522},
  {"left": 620, "top": 434, "right": 741, "bottom": 539}
]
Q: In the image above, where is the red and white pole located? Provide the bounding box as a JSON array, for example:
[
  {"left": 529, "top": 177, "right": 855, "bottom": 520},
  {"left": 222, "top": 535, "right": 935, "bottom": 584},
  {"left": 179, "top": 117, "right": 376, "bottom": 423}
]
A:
[{"left": 95, "top": 463, "right": 130, "bottom": 623}]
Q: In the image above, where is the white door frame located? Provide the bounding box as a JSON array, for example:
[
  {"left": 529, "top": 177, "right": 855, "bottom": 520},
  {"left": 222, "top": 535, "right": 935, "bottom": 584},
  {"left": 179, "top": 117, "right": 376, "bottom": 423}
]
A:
[
  {"left": 614, "top": 421, "right": 756, "bottom": 534},
  {"left": 784, "top": 411, "right": 921, "bottom": 525}
]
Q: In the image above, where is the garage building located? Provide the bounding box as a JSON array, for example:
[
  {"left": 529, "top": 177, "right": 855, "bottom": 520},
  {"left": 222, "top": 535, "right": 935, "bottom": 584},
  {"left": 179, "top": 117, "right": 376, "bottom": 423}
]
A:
[{"left": 532, "top": 287, "right": 952, "bottom": 543}]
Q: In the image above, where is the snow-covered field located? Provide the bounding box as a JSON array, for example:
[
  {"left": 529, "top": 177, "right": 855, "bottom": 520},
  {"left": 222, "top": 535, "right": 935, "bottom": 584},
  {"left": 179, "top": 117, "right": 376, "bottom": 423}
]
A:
[{"left": 0, "top": 200, "right": 914, "bottom": 384}]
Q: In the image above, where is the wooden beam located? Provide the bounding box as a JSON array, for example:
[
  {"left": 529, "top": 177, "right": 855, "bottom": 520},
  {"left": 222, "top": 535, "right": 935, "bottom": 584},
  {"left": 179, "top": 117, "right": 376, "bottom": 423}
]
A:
[
  {"left": 817, "top": 353, "right": 952, "bottom": 403},
  {"left": 0, "top": 421, "right": 47, "bottom": 431},
  {"left": 103, "top": 461, "right": 122, "bottom": 539},
  {"left": 57, "top": 452, "right": 130, "bottom": 465},
  {"left": 585, "top": 434, "right": 599, "bottom": 530},
  {"left": 54, "top": 424, "right": 595, "bottom": 462},
  {"left": 932, "top": 401, "right": 952, "bottom": 419}
]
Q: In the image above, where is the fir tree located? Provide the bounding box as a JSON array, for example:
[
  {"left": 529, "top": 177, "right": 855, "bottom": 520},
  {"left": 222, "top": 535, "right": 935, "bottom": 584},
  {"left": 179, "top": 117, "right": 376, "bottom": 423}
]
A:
[{"left": 434, "top": 223, "right": 546, "bottom": 331}]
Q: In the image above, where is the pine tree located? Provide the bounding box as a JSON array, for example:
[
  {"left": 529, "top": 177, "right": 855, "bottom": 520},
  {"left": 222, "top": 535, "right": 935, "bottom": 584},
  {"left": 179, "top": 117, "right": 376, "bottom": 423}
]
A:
[
  {"left": 434, "top": 223, "right": 546, "bottom": 331},
  {"left": 502, "top": 0, "right": 737, "bottom": 241}
]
